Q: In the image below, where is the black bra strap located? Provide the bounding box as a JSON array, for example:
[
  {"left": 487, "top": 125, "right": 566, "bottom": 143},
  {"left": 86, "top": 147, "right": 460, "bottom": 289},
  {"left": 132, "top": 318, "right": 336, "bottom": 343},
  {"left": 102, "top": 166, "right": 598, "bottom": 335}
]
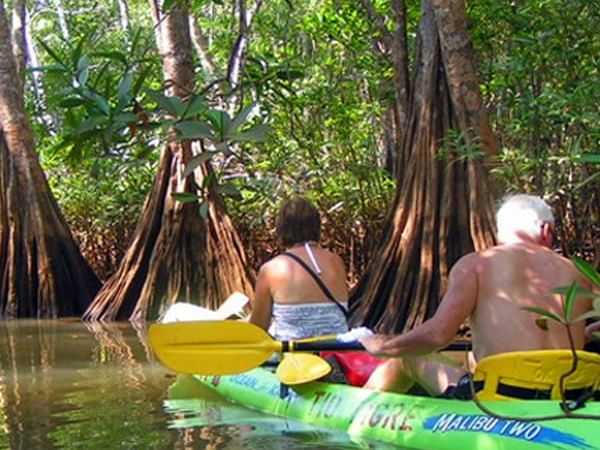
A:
[{"left": 282, "top": 252, "right": 349, "bottom": 320}]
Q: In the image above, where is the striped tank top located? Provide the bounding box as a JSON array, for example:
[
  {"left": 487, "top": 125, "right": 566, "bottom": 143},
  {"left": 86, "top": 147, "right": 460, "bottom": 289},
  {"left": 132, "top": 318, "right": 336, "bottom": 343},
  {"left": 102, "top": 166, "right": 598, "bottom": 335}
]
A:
[{"left": 268, "top": 302, "right": 348, "bottom": 341}]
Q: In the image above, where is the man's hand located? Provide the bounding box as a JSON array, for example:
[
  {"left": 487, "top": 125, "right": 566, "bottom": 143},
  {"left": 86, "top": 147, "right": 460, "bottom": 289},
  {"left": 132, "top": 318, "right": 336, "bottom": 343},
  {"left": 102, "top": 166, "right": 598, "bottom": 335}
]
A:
[
  {"left": 585, "top": 321, "right": 600, "bottom": 342},
  {"left": 359, "top": 334, "right": 391, "bottom": 356}
]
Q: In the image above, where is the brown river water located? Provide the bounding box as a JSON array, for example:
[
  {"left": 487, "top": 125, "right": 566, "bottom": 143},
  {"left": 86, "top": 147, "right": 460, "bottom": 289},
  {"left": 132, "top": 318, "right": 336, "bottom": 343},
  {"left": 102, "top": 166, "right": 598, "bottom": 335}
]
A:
[{"left": 0, "top": 320, "right": 401, "bottom": 450}]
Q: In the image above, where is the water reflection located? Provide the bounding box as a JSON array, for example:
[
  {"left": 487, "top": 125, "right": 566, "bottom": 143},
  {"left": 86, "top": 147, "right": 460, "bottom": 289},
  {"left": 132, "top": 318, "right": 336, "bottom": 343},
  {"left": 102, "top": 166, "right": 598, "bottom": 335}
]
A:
[
  {"left": 0, "top": 319, "right": 175, "bottom": 449},
  {"left": 166, "top": 395, "right": 385, "bottom": 450},
  {"left": 0, "top": 320, "right": 399, "bottom": 450}
]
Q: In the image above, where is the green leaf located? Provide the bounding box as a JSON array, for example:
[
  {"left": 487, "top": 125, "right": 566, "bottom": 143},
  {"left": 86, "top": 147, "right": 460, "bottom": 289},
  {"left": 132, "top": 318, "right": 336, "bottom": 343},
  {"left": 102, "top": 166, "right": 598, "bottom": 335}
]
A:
[
  {"left": 162, "top": 0, "right": 176, "bottom": 12},
  {"left": 572, "top": 256, "right": 600, "bottom": 288},
  {"left": 213, "top": 142, "right": 229, "bottom": 152},
  {"left": 231, "top": 123, "right": 269, "bottom": 142},
  {"left": 564, "top": 281, "right": 578, "bottom": 321},
  {"left": 198, "top": 201, "right": 209, "bottom": 219},
  {"left": 91, "top": 51, "right": 128, "bottom": 66},
  {"left": 535, "top": 317, "right": 548, "bottom": 331},
  {"left": 113, "top": 113, "right": 139, "bottom": 124},
  {"left": 171, "top": 192, "right": 198, "bottom": 203},
  {"left": 182, "top": 152, "right": 215, "bottom": 178},
  {"left": 28, "top": 64, "right": 66, "bottom": 74},
  {"left": 117, "top": 74, "right": 134, "bottom": 110},
  {"left": 93, "top": 95, "right": 111, "bottom": 116},
  {"left": 76, "top": 56, "right": 89, "bottom": 85},
  {"left": 133, "top": 67, "right": 151, "bottom": 96},
  {"left": 73, "top": 39, "right": 85, "bottom": 70},
  {"left": 594, "top": 297, "right": 600, "bottom": 311},
  {"left": 522, "top": 306, "right": 566, "bottom": 324},
  {"left": 550, "top": 285, "right": 595, "bottom": 297},
  {"left": 577, "top": 153, "right": 600, "bottom": 164},
  {"left": 175, "top": 121, "right": 215, "bottom": 141},
  {"left": 82, "top": 90, "right": 111, "bottom": 116},
  {"left": 182, "top": 95, "right": 206, "bottom": 119},
  {"left": 217, "top": 183, "right": 242, "bottom": 201},
  {"left": 55, "top": 87, "right": 75, "bottom": 97},
  {"left": 146, "top": 90, "right": 185, "bottom": 117},
  {"left": 78, "top": 65, "right": 89, "bottom": 87},
  {"left": 230, "top": 103, "right": 257, "bottom": 133},
  {"left": 59, "top": 97, "right": 86, "bottom": 108},
  {"left": 73, "top": 116, "right": 106, "bottom": 135},
  {"left": 37, "top": 39, "right": 66, "bottom": 67},
  {"left": 573, "top": 310, "right": 600, "bottom": 323},
  {"left": 205, "top": 109, "right": 232, "bottom": 139}
]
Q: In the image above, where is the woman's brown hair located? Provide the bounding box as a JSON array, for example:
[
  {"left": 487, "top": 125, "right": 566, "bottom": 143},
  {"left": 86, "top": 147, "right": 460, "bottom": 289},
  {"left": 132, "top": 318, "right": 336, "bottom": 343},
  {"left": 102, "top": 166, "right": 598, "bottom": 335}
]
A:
[{"left": 275, "top": 197, "right": 321, "bottom": 247}]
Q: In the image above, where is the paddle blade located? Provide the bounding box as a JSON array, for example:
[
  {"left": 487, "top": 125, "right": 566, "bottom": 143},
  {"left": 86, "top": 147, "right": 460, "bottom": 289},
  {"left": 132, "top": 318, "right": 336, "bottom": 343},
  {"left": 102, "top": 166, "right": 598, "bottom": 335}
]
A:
[
  {"left": 149, "top": 320, "right": 281, "bottom": 375},
  {"left": 276, "top": 353, "right": 332, "bottom": 385}
]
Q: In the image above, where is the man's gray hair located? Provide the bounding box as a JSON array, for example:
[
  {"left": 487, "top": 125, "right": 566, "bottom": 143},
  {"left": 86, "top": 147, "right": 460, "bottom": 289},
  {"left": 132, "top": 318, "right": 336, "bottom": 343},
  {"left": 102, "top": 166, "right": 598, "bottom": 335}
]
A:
[{"left": 496, "top": 194, "right": 554, "bottom": 243}]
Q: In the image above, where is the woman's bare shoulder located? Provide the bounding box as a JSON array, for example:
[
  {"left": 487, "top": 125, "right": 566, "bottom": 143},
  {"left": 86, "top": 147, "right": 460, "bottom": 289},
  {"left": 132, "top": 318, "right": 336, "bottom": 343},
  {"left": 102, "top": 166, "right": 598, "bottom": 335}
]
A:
[{"left": 260, "top": 255, "right": 293, "bottom": 276}]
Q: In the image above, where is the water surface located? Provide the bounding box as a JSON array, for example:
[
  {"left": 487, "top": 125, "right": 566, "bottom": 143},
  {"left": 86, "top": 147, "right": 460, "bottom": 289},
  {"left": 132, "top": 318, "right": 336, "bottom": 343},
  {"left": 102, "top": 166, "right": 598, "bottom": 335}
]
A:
[{"left": 0, "top": 320, "right": 398, "bottom": 449}]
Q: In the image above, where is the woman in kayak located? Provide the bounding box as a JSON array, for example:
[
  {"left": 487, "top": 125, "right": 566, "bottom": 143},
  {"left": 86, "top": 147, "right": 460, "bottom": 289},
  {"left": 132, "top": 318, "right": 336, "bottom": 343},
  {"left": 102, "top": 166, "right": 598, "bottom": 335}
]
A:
[{"left": 249, "top": 197, "right": 349, "bottom": 340}]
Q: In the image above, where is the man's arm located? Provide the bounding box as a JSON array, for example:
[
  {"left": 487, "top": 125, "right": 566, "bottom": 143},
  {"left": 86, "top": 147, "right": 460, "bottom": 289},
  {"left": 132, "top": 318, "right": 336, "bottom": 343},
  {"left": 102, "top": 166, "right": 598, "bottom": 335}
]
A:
[{"left": 361, "top": 253, "right": 479, "bottom": 357}]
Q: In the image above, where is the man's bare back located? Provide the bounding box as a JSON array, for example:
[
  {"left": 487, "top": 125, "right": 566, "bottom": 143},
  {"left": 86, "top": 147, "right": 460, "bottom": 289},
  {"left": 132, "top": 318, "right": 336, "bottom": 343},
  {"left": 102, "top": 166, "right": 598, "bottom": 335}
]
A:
[{"left": 462, "top": 242, "right": 590, "bottom": 361}]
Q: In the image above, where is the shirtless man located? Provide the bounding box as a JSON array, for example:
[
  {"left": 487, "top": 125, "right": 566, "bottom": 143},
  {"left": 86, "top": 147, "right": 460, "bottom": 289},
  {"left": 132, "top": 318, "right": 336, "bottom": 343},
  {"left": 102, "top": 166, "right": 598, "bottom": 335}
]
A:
[{"left": 360, "top": 194, "right": 595, "bottom": 395}]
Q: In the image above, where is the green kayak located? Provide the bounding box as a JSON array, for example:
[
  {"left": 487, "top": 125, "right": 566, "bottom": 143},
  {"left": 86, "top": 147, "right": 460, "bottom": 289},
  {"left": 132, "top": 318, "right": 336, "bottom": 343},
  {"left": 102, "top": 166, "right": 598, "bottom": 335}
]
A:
[{"left": 168, "top": 367, "right": 599, "bottom": 450}]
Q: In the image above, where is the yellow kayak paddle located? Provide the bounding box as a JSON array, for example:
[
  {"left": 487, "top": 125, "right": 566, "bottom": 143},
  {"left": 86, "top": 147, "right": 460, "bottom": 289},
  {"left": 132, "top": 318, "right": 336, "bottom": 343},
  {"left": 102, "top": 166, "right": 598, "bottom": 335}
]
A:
[{"left": 148, "top": 320, "right": 362, "bottom": 380}]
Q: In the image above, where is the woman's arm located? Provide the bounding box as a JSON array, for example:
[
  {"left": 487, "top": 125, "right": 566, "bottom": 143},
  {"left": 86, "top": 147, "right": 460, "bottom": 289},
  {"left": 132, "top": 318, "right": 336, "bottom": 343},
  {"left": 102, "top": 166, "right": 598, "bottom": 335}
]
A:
[{"left": 248, "top": 265, "right": 273, "bottom": 330}]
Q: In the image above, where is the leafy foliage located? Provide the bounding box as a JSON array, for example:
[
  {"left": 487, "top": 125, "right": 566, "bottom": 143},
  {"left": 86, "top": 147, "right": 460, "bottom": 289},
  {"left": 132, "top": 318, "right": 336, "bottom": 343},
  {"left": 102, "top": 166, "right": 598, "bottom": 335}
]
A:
[
  {"left": 469, "top": 0, "right": 599, "bottom": 256},
  {"left": 20, "top": 0, "right": 600, "bottom": 280}
]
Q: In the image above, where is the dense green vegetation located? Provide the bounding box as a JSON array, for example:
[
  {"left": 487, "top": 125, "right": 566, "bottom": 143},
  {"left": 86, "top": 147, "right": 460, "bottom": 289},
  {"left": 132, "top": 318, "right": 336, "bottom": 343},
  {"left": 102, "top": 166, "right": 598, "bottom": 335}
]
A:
[{"left": 25, "top": 0, "right": 598, "bottom": 281}]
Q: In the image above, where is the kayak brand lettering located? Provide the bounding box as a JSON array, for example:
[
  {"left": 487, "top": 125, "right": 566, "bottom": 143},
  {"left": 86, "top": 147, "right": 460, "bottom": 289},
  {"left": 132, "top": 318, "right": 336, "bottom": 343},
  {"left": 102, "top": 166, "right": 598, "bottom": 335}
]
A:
[
  {"left": 429, "top": 414, "right": 539, "bottom": 438},
  {"left": 356, "top": 402, "right": 418, "bottom": 431},
  {"left": 230, "top": 373, "right": 281, "bottom": 396},
  {"left": 424, "top": 414, "right": 595, "bottom": 449},
  {"left": 308, "top": 391, "right": 343, "bottom": 419}
]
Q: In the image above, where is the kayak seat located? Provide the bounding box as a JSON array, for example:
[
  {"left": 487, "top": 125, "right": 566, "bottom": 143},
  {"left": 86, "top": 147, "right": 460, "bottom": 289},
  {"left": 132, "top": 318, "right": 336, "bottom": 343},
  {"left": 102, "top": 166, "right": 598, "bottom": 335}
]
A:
[
  {"left": 320, "top": 351, "right": 385, "bottom": 386},
  {"left": 473, "top": 350, "right": 600, "bottom": 401}
]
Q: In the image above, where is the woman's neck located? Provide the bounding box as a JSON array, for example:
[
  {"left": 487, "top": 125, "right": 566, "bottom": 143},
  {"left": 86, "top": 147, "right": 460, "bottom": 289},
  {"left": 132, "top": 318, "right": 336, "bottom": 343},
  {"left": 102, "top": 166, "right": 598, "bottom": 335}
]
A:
[
  {"left": 288, "top": 240, "right": 318, "bottom": 249},
  {"left": 287, "top": 241, "right": 322, "bottom": 274}
]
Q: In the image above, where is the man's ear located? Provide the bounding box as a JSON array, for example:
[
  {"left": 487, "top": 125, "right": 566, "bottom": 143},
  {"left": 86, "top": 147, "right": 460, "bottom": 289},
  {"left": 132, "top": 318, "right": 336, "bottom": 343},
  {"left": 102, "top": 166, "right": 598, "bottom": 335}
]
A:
[{"left": 541, "top": 222, "right": 553, "bottom": 248}]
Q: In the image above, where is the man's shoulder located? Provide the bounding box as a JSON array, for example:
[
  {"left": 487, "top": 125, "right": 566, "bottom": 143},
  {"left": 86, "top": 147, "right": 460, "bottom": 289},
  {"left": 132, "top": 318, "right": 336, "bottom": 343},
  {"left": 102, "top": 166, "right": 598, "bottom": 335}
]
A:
[
  {"left": 451, "top": 246, "right": 512, "bottom": 274},
  {"left": 454, "top": 251, "right": 485, "bottom": 268},
  {"left": 449, "top": 252, "right": 485, "bottom": 278}
]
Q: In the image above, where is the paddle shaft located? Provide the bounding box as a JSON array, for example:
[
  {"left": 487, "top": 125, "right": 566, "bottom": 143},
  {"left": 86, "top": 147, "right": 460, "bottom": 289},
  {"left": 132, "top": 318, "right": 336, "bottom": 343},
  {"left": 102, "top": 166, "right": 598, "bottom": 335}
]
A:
[{"left": 284, "top": 339, "right": 472, "bottom": 353}]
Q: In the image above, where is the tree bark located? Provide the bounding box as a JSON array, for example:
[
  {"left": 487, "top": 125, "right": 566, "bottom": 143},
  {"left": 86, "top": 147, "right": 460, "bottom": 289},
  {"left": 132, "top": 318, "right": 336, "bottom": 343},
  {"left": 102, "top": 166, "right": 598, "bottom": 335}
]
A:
[
  {"left": 362, "top": 0, "right": 410, "bottom": 176},
  {"left": 432, "top": 0, "right": 497, "bottom": 159},
  {"left": 10, "top": 0, "right": 26, "bottom": 94},
  {"left": 116, "top": 0, "right": 130, "bottom": 33},
  {"left": 24, "top": 5, "right": 56, "bottom": 133},
  {"left": 350, "top": 0, "right": 496, "bottom": 332},
  {"left": 83, "top": 0, "right": 254, "bottom": 321},
  {"left": 54, "top": 0, "right": 70, "bottom": 40},
  {"left": 189, "top": 16, "right": 217, "bottom": 76},
  {"left": 0, "top": 4, "right": 100, "bottom": 318},
  {"left": 225, "top": 0, "right": 263, "bottom": 113}
]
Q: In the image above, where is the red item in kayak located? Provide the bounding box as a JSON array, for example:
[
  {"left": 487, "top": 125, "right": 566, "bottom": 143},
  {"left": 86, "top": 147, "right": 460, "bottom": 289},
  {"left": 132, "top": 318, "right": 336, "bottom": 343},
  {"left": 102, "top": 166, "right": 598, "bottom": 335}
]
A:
[{"left": 321, "top": 351, "right": 385, "bottom": 386}]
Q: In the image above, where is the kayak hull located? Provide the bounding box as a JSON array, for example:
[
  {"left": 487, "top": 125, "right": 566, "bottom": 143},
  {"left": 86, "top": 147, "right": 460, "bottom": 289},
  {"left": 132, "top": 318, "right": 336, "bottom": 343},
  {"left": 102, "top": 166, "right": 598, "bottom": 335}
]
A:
[{"left": 170, "top": 368, "right": 600, "bottom": 450}]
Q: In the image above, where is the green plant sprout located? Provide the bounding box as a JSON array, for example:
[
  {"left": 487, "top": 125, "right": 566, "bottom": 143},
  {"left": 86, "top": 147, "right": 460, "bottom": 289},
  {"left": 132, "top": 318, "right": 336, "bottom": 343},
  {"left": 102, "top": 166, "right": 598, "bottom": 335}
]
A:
[{"left": 522, "top": 256, "right": 600, "bottom": 412}]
